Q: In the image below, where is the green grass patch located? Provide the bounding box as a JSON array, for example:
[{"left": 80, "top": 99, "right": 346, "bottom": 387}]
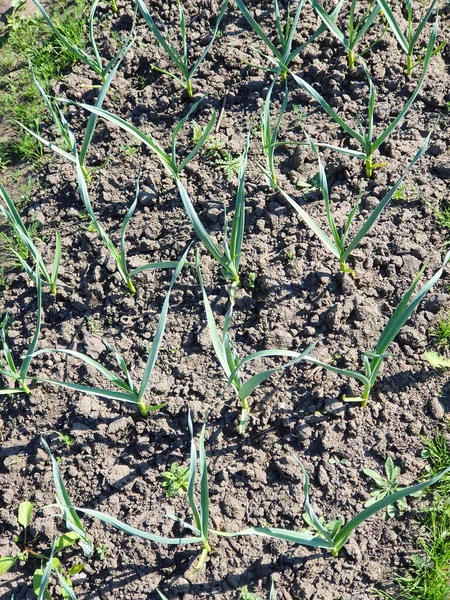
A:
[
  {"left": 431, "top": 313, "right": 450, "bottom": 347},
  {"left": 375, "top": 432, "right": 450, "bottom": 600},
  {"left": 0, "top": 0, "right": 88, "bottom": 164}
]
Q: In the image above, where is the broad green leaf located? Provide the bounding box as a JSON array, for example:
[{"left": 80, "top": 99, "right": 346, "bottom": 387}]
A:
[
  {"left": 18, "top": 501, "right": 34, "bottom": 529},
  {"left": 54, "top": 532, "right": 80, "bottom": 554},
  {"left": 68, "top": 564, "right": 84, "bottom": 576},
  {"left": 423, "top": 351, "right": 450, "bottom": 369},
  {"left": 0, "top": 555, "right": 17, "bottom": 575}
]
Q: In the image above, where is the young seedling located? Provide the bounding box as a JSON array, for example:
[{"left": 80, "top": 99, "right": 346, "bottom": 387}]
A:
[
  {"left": 191, "top": 122, "right": 241, "bottom": 181},
  {"left": 135, "top": 0, "right": 228, "bottom": 98},
  {"left": 0, "top": 273, "right": 41, "bottom": 395},
  {"left": 73, "top": 140, "right": 182, "bottom": 294},
  {"left": 31, "top": 248, "right": 190, "bottom": 416},
  {"left": 363, "top": 456, "right": 420, "bottom": 518},
  {"left": 162, "top": 462, "right": 190, "bottom": 498},
  {"left": 277, "top": 133, "right": 431, "bottom": 275},
  {"left": 197, "top": 254, "right": 315, "bottom": 432},
  {"left": 287, "top": 18, "right": 438, "bottom": 176},
  {"left": 235, "top": 0, "right": 345, "bottom": 78},
  {"left": 301, "top": 250, "right": 450, "bottom": 405},
  {"left": 179, "top": 135, "right": 249, "bottom": 299},
  {"left": 47, "top": 413, "right": 231, "bottom": 571},
  {"left": 431, "top": 311, "right": 450, "bottom": 346},
  {"left": 0, "top": 501, "right": 34, "bottom": 576},
  {"left": 230, "top": 455, "right": 450, "bottom": 557},
  {"left": 33, "top": 0, "right": 135, "bottom": 82},
  {"left": 377, "top": 0, "right": 445, "bottom": 77},
  {"left": 260, "top": 77, "right": 289, "bottom": 189},
  {"left": 308, "top": 0, "right": 384, "bottom": 69},
  {"left": 0, "top": 183, "right": 61, "bottom": 294}
]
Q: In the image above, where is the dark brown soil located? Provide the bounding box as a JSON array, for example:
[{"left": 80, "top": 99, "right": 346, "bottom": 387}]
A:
[{"left": 1, "top": 1, "right": 450, "bottom": 599}]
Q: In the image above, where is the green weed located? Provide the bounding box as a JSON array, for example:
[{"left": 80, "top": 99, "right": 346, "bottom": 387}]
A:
[
  {"left": 162, "top": 462, "right": 190, "bottom": 497},
  {"left": 431, "top": 313, "right": 450, "bottom": 346},
  {"left": 0, "top": 0, "right": 87, "bottom": 163}
]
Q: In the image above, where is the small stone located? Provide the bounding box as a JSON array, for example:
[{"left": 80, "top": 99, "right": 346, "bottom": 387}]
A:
[
  {"left": 317, "top": 465, "right": 330, "bottom": 486},
  {"left": 316, "top": 267, "right": 332, "bottom": 284},
  {"left": 83, "top": 336, "right": 105, "bottom": 360},
  {"left": 428, "top": 397, "right": 445, "bottom": 420},
  {"left": 76, "top": 396, "right": 92, "bottom": 417},
  {"left": 324, "top": 397, "right": 345, "bottom": 415},
  {"left": 107, "top": 464, "right": 133, "bottom": 490},
  {"left": 107, "top": 417, "right": 131, "bottom": 435},
  {"left": 345, "top": 537, "right": 362, "bottom": 562}
]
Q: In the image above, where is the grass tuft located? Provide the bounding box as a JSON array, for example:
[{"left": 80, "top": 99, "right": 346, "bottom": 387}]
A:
[{"left": 0, "top": 0, "right": 87, "bottom": 163}]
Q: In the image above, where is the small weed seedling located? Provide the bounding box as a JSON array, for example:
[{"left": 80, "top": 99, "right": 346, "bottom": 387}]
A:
[
  {"left": 431, "top": 312, "right": 450, "bottom": 346},
  {"left": 363, "top": 456, "right": 420, "bottom": 518},
  {"left": 0, "top": 274, "right": 41, "bottom": 395},
  {"left": 135, "top": 0, "right": 228, "bottom": 98},
  {"left": 31, "top": 248, "right": 190, "bottom": 416},
  {"left": 374, "top": 433, "right": 450, "bottom": 599},
  {"left": 0, "top": 494, "right": 89, "bottom": 599},
  {"left": 277, "top": 133, "right": 431, "bottom": 275},
  {"left": 423, "top": 351, "right": 450, "bottom": 369},
  {"left": 432, "top": 201, "right": 450, "bottom": 231},
  {"left": 287, "top": 19, "right": 438, "bottom": 176},
  {"left": 377, "top": 0, "right": 445, "bottom": 77},
  {"left": 241, "top": 586, "right": 262, "bottom": 600},
  {"left": 301, "top": 251, "right": 450, "bottom": 404},
  {"left": 192, "top": 121, "right": 241, "bottom": 181},
  {"left": 162, "top": 462, "right": 190, "bottom": 497},
  {"left": 309, "top": 0, "right": 384, "bottom": 69}
]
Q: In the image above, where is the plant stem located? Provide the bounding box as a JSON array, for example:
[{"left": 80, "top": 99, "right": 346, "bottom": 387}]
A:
[
  {"left": 361, "top": 386, "right": 370, "bottom": 407},
  {"left": 20, "top": 382, "right": 31, "bottom": 394},
  {"left": 193, "top": 540, "right": 211, "bottom": 571},
  {"left": 365, "top": 154, "right": 373, "bottom": 177},
  {"left": 186, "top": 79, "right": 193, "bottom": 99},
  {"left": 127, "top": 278, "right": 136, "bottom": 295},
  {"left": 348, "top": 48, "right": 356, "bottom": 69},
  {"left": 239, "top": 398, "right": 249, "bottom": 434},
  {"left": 81, "top": 163, "right": 91, "bottom": 183},
  {"left": 137, "top": 399, "right": 150, "bottom": 417},
  {"left": 406, "top": 54, "right": 413, "bottom": 78},
  {"left": 339, "top": 261, "right": 355, "bottom": 277}
]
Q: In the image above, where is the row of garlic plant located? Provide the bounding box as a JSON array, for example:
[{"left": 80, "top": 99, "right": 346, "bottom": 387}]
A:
[
  {"left": 1, "top": 1, "right": 449, "bottom": 597},
  {"left": 29, "top": 425, "right": 450, "bottom": 599},
  {"left": 1, "top": 0, "right": 448, "bottom": 423}
]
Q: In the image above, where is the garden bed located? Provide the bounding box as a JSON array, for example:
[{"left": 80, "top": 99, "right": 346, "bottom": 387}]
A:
[{"left": 1, "top": 1, "right": 450, "bottom": 598}]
